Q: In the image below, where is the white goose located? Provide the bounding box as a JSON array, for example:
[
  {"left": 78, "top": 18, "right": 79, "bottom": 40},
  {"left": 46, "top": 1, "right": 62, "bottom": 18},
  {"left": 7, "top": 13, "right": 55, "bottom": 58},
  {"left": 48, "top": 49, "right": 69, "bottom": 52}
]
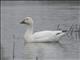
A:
[{"left": 20, "top": 17, "right": 65, "bottom": 43}]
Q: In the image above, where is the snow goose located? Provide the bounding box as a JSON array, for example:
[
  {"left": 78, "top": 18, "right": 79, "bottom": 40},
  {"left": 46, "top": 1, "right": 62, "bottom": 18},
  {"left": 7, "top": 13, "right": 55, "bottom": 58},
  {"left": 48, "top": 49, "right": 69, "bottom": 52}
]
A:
[{"left": 20, "top": 17, "right": 65, "bottom": 43}]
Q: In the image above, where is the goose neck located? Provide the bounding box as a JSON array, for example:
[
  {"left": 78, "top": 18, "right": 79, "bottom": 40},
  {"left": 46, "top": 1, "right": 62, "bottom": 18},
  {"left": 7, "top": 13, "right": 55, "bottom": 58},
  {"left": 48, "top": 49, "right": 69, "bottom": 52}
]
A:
[{"left": 26, "top": 25, "right": 33, "bottom": 34}]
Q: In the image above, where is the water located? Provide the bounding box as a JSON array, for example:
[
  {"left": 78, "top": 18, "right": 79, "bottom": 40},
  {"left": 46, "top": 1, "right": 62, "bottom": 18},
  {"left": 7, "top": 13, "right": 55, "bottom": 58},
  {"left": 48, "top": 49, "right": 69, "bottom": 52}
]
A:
[
  {"left": 24, "top": 43, "right": 79, "bottom": 60},
  {"left": 1, "top": 1, "right": 80, "bottom": 60}
]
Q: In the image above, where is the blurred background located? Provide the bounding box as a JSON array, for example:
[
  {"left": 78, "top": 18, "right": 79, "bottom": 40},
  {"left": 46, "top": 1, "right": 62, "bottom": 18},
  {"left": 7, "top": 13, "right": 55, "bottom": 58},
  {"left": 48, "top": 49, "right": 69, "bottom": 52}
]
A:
[{"left": 1, "top": 1, "right": 80, "bottom": 60}]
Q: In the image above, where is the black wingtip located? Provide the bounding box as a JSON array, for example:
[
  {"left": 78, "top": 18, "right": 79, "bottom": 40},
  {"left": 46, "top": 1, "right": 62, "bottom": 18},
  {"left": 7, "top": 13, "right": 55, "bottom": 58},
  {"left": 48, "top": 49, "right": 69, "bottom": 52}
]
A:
[{"left": 62, "top": 30, "right": 67, "bottom": 32}]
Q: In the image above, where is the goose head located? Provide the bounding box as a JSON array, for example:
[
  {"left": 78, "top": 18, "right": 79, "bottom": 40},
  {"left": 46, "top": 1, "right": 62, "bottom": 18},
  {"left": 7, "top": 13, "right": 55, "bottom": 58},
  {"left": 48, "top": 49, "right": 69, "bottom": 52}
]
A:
[{"left": 20, "top": 17, "right": 33, "bottom": 26}]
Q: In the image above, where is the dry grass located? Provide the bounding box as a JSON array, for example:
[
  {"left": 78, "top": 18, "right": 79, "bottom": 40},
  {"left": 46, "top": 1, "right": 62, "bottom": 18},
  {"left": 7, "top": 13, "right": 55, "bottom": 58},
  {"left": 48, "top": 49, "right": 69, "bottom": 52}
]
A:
[{"left": 57, "top": 24, "right": 80, "bottom": 40}]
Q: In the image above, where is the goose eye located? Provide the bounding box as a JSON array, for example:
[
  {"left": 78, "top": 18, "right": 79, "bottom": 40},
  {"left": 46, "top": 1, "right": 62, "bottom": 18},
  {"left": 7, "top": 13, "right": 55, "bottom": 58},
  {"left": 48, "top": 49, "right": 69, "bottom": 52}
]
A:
[{"left": 56, "top": 33, "right": 61, "bottom": 35}]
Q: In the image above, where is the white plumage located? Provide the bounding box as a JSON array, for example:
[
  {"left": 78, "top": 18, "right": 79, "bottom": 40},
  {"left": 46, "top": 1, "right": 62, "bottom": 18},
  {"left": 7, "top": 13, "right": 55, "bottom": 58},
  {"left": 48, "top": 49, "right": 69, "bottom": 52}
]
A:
[{"left": 20, "top": 17, "right": 65, "bottom": 43}]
